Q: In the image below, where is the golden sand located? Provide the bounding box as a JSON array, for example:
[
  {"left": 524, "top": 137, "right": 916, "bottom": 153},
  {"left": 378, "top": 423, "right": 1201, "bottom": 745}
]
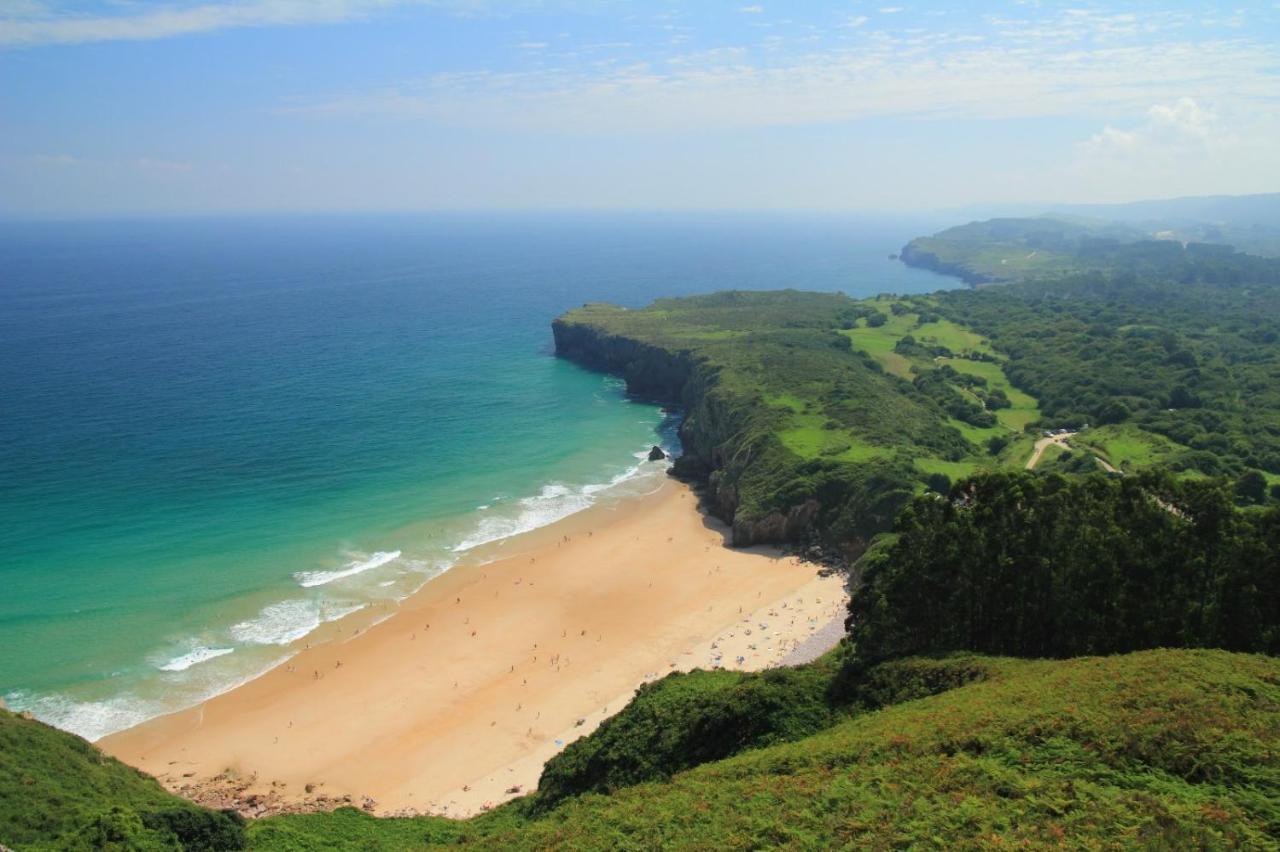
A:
[{"left": 102, "top": 479, "right": 845, "bottom": 817}]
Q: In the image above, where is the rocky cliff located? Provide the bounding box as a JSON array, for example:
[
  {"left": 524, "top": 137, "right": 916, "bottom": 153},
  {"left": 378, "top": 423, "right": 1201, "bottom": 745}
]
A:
[
  {"left": 898, "top": 240, "right": 1002, "bottom": 286},
  {"left": 552, "top": 317, "right": 819, "bottom": 548}
]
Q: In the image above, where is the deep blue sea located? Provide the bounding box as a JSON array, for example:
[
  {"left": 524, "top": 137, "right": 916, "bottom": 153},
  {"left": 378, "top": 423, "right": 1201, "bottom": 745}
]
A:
[{"left": 0, "top": 213, "right": 955, "bottom": 739}]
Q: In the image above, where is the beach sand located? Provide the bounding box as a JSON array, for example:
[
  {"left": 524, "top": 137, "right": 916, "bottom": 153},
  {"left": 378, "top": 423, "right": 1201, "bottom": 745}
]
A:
[{"left": 102, "top": 478, "right": 846, "bottom": 818}]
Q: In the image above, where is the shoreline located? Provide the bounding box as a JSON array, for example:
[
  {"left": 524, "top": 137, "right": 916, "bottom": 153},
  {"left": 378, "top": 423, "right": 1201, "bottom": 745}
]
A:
[{"left": 101, "top": 478, "right": 846, "bottom": 818}]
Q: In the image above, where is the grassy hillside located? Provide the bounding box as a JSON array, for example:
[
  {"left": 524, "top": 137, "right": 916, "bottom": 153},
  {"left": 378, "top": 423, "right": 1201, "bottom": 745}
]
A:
[
  {"left": 0, "top": 707, "right": 244, "bottom": 850},
  {"left": 14, "top": 649, "right": 1273, "bottom": 849},
  {"left": 553, "top": 291, "right": 1037, "bottom": 552},
  {"left": 898, "top": 217, "right": 1148, "bottom": 283},
  {"left": 248, "top": 649, "right": 1280, "bottom": 850}
]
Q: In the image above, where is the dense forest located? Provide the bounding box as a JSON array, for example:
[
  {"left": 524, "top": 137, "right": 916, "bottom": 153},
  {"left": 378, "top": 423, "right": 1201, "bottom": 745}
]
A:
[
  {"left": 930, "top": 241, "right": 1280, "bottom": 479},
  {"left": 850, "top": 471, "right": 1280, "bottom": 663}
]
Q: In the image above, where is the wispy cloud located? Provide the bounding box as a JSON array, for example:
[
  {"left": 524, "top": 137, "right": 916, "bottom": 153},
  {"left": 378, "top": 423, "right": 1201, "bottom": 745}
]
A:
[
  {"left": 0, "top": 0, "right": 514, "bottom": 47},
  {"left": 0, "top": 1, "right": 390, "bottom": 47},
  {"left": 285, "top": 34, "right": 1280, "bottom": 136}
]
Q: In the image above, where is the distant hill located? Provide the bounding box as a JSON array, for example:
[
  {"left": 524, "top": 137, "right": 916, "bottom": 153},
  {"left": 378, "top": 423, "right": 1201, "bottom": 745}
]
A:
[
  {"left": 1046, "top": 193, "right": 1280, "bottom": 257},
  {"left": 898, "top": 216, "right": 1147, "bottom": 283},
  {"left": 934, "top": 193, "right": 1280, "bottom": 258}
]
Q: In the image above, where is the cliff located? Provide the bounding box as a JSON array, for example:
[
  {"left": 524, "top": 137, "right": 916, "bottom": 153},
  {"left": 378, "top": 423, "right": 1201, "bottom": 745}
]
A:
[
  {"left": 552, "top": 312, "right": 828, "bottom": 548},
  {"left": 898, "top": 239, "right": 1002, "bottom": 286}
]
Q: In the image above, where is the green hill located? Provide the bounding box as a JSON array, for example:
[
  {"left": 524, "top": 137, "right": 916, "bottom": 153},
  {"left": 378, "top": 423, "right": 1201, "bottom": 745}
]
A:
[
  {"left": 8, "top": 650, "right": 1275, "bottom": 850},
  {"left": 253, "top": 649, "right": 1280, "bottom": 849},
  {"left": 0, "top": 706, "right": 245, "bottom": 850}
]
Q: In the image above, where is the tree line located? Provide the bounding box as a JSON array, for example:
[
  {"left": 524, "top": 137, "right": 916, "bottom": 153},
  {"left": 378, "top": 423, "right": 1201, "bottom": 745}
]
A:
[{"left": 848, "top": 472, "right": 1280, "bottom": 662}]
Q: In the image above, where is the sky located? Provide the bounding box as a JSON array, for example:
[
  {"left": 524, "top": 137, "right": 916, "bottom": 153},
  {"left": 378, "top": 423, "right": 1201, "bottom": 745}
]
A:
[{"left": 2, "top": 1, "right": 1279, "bottom": 216}]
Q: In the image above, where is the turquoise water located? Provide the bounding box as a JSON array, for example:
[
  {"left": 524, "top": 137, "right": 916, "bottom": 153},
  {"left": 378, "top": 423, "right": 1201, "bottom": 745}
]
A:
[{"left": 0, "top": 213, "right": 954, "bottom": 739}]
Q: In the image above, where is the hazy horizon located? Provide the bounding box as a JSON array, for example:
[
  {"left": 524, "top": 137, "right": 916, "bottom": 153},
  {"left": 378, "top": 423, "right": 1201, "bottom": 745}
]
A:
[{"left": 3, "top": 1, "right": 1279, "bottom": 217}]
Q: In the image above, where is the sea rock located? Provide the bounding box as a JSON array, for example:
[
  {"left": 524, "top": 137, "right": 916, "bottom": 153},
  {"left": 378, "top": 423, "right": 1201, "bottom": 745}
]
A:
[{"left": 647, "top": 445, "right": 666, "bottom": 461}]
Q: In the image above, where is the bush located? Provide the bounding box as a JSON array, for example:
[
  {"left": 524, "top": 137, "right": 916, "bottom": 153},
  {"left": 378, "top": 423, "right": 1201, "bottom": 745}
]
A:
[{"left": 140, "top": 808, "right": 247, "bottom": 851}]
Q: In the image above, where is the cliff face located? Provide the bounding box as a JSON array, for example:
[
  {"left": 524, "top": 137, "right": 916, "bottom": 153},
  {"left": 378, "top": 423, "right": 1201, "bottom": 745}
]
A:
[
  {"left": 552, "top": 318, "right": 814, "bottom": 547},
  {"left": 898, "top": 241, "right": 999, "bottom": 286},
  {"left": 551, "top": 319, "right": 692, "bottom": 403}
]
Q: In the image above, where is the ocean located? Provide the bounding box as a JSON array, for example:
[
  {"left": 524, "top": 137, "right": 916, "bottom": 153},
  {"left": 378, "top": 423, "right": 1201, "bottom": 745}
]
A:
[{"left": 0, "top": 212, "right": 955, "bottom": 740}]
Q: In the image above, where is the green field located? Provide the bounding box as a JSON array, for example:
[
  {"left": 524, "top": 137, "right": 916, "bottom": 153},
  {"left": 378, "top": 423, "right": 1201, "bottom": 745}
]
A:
[
  {"left": 840, "top": 299, "right": 1043, "bottom": 471},
  {"left": 840, "top": 302, "right": 918, "bottom": 378},
  {"left": 1073, "top": 424, "right": 1183, "bottom": 471},
  {"left": 937, "top": 357, "right": 1041, "bottom": 432}
]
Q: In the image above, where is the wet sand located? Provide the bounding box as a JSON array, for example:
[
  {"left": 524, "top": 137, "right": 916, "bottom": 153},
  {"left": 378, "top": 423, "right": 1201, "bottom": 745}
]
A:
[{"left": 102, "top": 479, "right": 846, "bottom": 817}]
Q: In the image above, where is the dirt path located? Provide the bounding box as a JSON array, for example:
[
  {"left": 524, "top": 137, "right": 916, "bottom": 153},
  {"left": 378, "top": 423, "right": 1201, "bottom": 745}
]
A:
[{"left": 1025, "top": 431, "right": 1077, "bottom": 470}]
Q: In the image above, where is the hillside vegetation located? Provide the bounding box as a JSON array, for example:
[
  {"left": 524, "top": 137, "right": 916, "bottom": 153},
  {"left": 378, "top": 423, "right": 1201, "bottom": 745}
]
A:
[
  {"left": 852, "top": 471, "right": 1280, "bottom": 664},
  {"left": 250, "top": 650, "right": 1280, "bottom": 849},
  {"left": 0, "top": 706, "right": 245, "bottom": 850},
  {"left": 553, "top": 290, "right": 1038, "bottom": 553},
  {"left": 555, "top": 228, "right": 1280, "bottom": 555}
]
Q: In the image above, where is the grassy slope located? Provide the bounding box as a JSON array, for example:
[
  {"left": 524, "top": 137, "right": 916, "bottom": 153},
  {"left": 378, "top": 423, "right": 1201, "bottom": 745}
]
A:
[
  {"left": 563, "top": 292, "right": 965, "bottom": 467},
  {"left": 842, "top": 296, "right": 1043, "bottom": 476},
  {"left": 249, "top": 649, "right": 1280, "bottom": 850},
  {"left": 1072, "top": 424, "right": 1184, "bottom": 471},
  {"left": 901, "top": 217, "right": 1147, "bottom": 283},
  {"left": 0, "top": 707, "right": 243, "bottom": 850},
  {"left": 565, "top": 291, "right": 1044, "bottom": 479},
  {"left": 556, "top": 292, "right": 1025, "bottom": 538}
]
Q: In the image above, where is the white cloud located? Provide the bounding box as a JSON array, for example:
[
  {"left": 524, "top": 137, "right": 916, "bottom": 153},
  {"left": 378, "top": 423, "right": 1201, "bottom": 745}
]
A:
[
  {"left": 0, "top": 0, "right": 507, "bottom": 47},
  {"left": 1082, "top": 98, "right": 1225, "bottom": 157},
  {"left": 1068, "top": 97, "right": 1280, "bottom": 202},
  {"left": 738, "top": 4, "right": 764, "bottom": 13},
  {"left": 287, "top": 38, "right": 1280, "bottom": 137}
]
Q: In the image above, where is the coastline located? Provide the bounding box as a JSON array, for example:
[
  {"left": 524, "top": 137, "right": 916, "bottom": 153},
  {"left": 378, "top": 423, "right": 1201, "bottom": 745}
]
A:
[{"left": 101, "top": 477, "right": 846, "bottom": 818}]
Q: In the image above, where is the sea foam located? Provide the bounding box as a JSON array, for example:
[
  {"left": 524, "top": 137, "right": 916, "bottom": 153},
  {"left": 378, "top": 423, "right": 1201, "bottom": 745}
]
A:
[
  {"left": 230, "top": 599, "right": 365, "bottom": 646},
  {"left": 158, "top": 646, "right": 234, "bottom": 672},
  {"left": 293, "top": 550, "right": 401, "bottom": 588},
  {"left": 452, "top": 457, "right": 656, "bottom": 552}
]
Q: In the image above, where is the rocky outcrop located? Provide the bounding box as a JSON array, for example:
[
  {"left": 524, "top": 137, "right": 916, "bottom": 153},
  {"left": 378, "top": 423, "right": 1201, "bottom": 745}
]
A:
[
  {"left": 647, "top": 445, "right": 666, "bottom": 461},
  {"left": 732, "top": 499, "right": 820, "bottom": 548}
]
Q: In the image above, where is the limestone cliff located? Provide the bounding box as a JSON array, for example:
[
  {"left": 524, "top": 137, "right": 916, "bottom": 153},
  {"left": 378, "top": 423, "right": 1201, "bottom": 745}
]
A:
[{"left": 551, "top": 316, "right": 817, "bottom": 548}]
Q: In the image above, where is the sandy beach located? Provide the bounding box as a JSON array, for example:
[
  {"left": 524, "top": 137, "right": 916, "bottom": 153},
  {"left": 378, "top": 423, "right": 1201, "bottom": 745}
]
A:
[{"left": 102, "top": 478, "right": 847, "bottom": 818}]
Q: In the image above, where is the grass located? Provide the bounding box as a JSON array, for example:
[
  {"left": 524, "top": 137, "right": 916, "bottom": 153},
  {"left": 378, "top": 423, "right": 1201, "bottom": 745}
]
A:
[
  {"left": 838, "top": 300, "right": 1044, "bottom": 475},
  {"left": 9, "top": 650, "right": 1278, "bottom": 850},
  {"left": 0, "top": 707, "right": 245, "bottom": 850},
  {"left": 1037, "top": 443, "right": 1069, "bottom": 467},
  {"left": 244, "top": 649, "right": 1280, "bottom": 850},
  {"left": 913, "top": 318, "right": 995, "bottom": 358},
  {"left": 465, "top": 650, "right": 1280, "bottom": 850},
  {"left": 937, "top": 357, "right": 1041, "bottom": 432},
  {"left": 841, "top": 307, "right": 919, "bottom": 378},
  {"left": 1073, "top": 424, "right": 1182, "bottom": 471},
  {"left": 556, "top": 291, "right": 983, "bottom": 539},
  {"left": 914, "top": 457, "right": 981, "bottom": 480}
]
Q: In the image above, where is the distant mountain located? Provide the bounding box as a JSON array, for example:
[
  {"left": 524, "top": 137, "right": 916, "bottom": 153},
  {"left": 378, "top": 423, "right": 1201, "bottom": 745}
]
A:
[
  {"left": 1046, "top": 193, "right": 1280, "bottom": 257},
  {"left": 936, "top": 193, "right": 1280, "bottom": 258}
]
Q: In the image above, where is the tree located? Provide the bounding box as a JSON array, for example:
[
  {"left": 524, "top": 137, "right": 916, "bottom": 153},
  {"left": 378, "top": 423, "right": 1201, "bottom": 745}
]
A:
[{"left": 1235, "top": 470, "right": 1268, "bottom": 505}]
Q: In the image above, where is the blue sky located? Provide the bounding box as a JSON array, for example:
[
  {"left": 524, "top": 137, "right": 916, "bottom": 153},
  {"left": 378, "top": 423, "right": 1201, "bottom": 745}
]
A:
[{"left": 2, "top": 1, "right": 1278, "bottom": 216}]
